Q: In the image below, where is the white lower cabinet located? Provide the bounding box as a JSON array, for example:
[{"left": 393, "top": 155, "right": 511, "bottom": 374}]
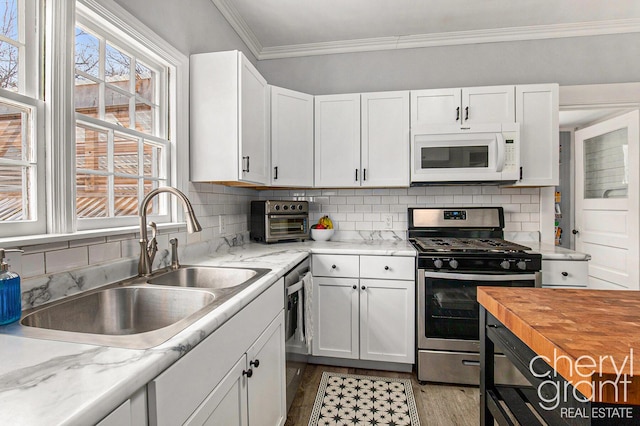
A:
[
  {"left": 311, "top": 254, "right": 415, "bottom": 364},
  {"left": 541, "top": 259, "right": 589, "bottom": 288},
  {"left": 148, "top": 279, "right": 286, "bottom": 426}
]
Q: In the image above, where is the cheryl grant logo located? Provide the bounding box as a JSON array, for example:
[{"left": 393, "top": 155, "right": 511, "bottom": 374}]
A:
[{"left": 530, "top": 348, "right": 635, "bottom": 420}]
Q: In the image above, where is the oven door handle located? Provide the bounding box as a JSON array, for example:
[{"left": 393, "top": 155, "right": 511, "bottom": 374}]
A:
[
  {"left": 268, "top": 214, "right": 308, "bottom": 219},
  {"left": 422, "top": 270, "right": 536, "bottom": 281}
]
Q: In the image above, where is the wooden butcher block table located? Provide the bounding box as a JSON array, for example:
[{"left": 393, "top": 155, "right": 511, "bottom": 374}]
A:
[{"left": 478, "top": 287, "right": 640, "bottom": 425}]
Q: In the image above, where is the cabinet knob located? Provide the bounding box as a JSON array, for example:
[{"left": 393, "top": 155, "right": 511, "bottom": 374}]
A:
[
  {"left": 273, "top": 166, "right": 278, "bottom": 180},
  {"left": 250, "top": 359, "right": 260, "bottom": 368},
  {"left": 243, "top": 369, "right": 253, "bottom": 378},
  {"left": 361, "top": 285, "right": 366, "bottom": 290},
  {"left": 331, "top": 264, "right": 337, "bottom": 269},
  {"left": 561, "top": 272, "right": 569, "bottom": 277},
  {"left": 384, "top": 266, "right": 389, "bottom": 270},
  {"left": 465, "top": 106, "right": 469, "bottom": 120},
  {"left": 456, "top": 106, "right": 460, "bottom": 121},
  {"left": 352, "top": 285, "right": 357, "bottom": 289},
  {"left": 572, "top": 229, "right": 579, "bottom": 235}
]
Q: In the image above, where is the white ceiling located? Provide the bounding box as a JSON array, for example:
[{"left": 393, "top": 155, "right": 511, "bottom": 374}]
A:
[{"left": 212, "top": 0, "right": 640, "bottom": 59}]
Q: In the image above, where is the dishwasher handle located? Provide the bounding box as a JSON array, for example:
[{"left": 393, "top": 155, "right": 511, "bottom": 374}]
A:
[{"left": 286, "top": 280, "right": 304, "bottom": 296}]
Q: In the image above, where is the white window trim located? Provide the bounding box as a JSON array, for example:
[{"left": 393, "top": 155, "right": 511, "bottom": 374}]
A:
[{"left": 43, "top": 0, "right": 189, "bottom": 239}]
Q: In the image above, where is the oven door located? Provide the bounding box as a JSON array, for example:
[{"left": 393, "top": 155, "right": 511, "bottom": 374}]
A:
[
  {"left": 266, "top": 214, "right": 309, "bottom": 241},
  {"left": 417, "top": 269, "right": 538, "bottom": 352}
]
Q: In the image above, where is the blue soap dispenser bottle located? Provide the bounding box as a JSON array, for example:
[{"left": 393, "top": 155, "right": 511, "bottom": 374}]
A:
[{"left": 0, "top": 248, "right": 23, "bottom": 325}]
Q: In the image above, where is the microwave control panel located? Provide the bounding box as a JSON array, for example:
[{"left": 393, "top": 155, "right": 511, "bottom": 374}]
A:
[{"left": 503, "top": 131, "right": 518, "bottom": 171}]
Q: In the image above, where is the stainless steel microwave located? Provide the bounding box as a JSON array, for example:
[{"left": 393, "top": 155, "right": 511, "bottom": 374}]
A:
[
  {"left": 250, "top": 200, "right": 309, "bottom": 243},
  {"left": 410, "top": 123, "right": 520, "bottom": 185}
]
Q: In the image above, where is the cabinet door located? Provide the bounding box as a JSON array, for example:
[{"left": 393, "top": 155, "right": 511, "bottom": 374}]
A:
[
  {"left": 239, "top": 53, "right": 269, "bottom": 184},
  {"left": 270, "top": 86, "right": 314, "bottom": 187},
  {"left": 461, "top": 86, "right": 515, "bottom": 125},
  {"left": 184, "top": 356, "right": 248, "bottom": 426},
  {"left": 410, "top": 88, "right": 461, "bottom": 126},
  {"left": 246, "top": 312, "right": 286, "bottom": 426},
  {"left": 312, "top": 277, "right": 359, "bottom": 359},
  {"left": 361, "top": 91, "right": 410, "bottom": 187},
  {"left": 314, "top": 94, "right": 361, "bottom": 187},
  {"left": 359, "top": 279, "right": 415, "bottom": 364},
  {"left": 515, "top": 84, "right": 559, "bottom": 186}
]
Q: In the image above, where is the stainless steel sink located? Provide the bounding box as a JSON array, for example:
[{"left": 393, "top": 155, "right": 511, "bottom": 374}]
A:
[
  {"left": 19, "top": 286, "right": 217, "bottom": 349},
  {"left": 147, "top": 266, "right": 270, "bottom": 289},
  {"left": 11, "top": 265, "right": 272, "bottom": 349}
]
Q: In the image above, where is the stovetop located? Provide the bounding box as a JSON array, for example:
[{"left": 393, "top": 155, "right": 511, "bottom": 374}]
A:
[{"left": 412, "top": 237, "right": 533, "bottom": 254}]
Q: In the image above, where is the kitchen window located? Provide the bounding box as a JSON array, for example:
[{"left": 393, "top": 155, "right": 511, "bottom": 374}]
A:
[
  {"left": 0, "top": 0, "right": 188, "bottom": 240},
  {"left": 74, "top": 6, "right": 172, "bottom": 230},
  {"left": 0, "top": 0, "right": 45, "bottom": 238}
]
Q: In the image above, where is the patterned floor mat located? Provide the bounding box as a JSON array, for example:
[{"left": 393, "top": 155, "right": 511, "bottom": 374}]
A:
[{"left": 308, "top": 372, "right": 421, "bottom": 426}]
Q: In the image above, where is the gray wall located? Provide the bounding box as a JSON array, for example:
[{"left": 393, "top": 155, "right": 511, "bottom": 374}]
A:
[
  {"left": 257, "top": 34, "right": 640, "bottom": 95},
  {"left": 112, "top": 0, "right": 257, "bottom": 60}
]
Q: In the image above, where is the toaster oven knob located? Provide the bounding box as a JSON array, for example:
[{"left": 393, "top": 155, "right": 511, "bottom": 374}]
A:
[
  {"left": 517, "top": 260, "right": 527, "bottom": 270},
  {"left": 433, "top": 259, "right": 443, "bottom": 269},
  {"left": 448, "top": 259, "right": 459, "bottom": 269},
  {"left": 500, "top": 260, "right": 511, "bottom": 270}
]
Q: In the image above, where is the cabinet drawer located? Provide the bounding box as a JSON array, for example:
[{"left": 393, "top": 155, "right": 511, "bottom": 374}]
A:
[
  {"left": 312, "top": 254, "right": 359, "bottom": 277},
  {"left": 359, "top": 255, "right": 414, "bottom": 280},
  {"left": 542, "top": 260, "right": 588, "bottom": 287}
]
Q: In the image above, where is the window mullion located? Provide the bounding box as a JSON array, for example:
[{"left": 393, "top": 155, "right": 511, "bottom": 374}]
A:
[{"left": 107, "top": 130, "right": 114, "bottom": 217}]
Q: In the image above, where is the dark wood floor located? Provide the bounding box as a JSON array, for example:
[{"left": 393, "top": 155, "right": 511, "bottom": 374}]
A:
[{"left": 285, "top": 364, "right": 480, "bottom": 426}]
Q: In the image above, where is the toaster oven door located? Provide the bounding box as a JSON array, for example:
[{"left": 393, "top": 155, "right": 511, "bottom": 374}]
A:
[{"left": 267, "top": 214, "right": 309, "bottom": 241}]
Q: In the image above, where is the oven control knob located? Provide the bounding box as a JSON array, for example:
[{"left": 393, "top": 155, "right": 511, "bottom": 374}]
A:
[
  {"left": 517, "top": 260, "right": 527, "bottom": 270},
  {"left": 433, "top": 259, "right": 443, "bottom": 269},
  {"left": 283, "top": 205, "right": 289, "bottom": 211},
  {"left": 448, "top": 259, "right": 459, "bottom": 269},
  {"left": 290, "top": 204, "right": 296, "bottom": 210},
  {"left": 298, "top": 204, "right": 303, "bottom": 210},
  {"left": 274, "top": 204, "right": 280, "bottom": 211},
  {"left": 500, "top": 260, "right": 511, "bottom": 270}
]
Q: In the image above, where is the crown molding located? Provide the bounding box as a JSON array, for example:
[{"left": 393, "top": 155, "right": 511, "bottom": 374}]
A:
[
  {"left": 211, "top": 0, "right": 263, "bottom": 59},
  {"left": 208, "top": 2, "right": 640, "bottom": 61}
]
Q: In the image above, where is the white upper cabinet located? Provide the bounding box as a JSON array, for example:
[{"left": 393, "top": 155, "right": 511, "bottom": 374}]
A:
[
  {"left": 411, "top": 86, "right": 515, "bottom": 128},
  {"left": 315, "top": 91, "right": 410, "bottom": 188},
  {"left": 514, "top": 84, "right": 559, "bottom": 186},
  {"left": 270, "top": 86, "right": 314, "bottom": 187},
  {"left": 314, "top": 94, "right": 361, "bottom": 187},
  {"left": 361, "top": 91, "right": 410, "bottom": 187},
  {"left": 190, "top": 50, "right": 269, "bottom": 184}
]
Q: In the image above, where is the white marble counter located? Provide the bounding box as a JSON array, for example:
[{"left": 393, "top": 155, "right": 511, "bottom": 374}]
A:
[
  {"left": 0, "top": 240, "right": 415, "bottom": 425},
  {"left": 521, "top": 241, "right": 591, "bottom": 261}
]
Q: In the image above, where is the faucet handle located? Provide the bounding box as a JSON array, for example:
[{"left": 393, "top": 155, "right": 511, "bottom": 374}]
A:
[{"left": 170, "top": 238, "right": 180, "bottom": 270}]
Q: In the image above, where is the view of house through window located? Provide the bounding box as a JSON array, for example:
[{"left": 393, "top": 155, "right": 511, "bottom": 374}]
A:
[{"left": 74, "top": 20, "right": 169, "bottom": 224}]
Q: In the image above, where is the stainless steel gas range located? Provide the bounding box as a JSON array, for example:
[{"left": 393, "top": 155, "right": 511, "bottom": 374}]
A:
[{"left": 408, "top": 207, "right": 541, "bottom": 386}]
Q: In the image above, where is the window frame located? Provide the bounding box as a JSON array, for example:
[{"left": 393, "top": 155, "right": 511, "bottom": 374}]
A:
[
  {"left": 71, "top": 0, "right": 186, "bottom": 231},
  {"left": 0, "top": 0, "right": 45, "bottom": 238}
]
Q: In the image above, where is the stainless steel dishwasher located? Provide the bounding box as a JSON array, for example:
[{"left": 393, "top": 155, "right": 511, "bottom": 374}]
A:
[{"left": 284, "top": 257, "right": 310, "bottom": 413}]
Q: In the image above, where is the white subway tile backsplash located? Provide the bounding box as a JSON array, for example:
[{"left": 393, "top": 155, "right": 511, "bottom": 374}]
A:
[
  {"left": 89, "top": 241, "right": 121, "bottom": 265},
  {"left": 21, "top": 253, "right": 45, "bottom": 278},
  {"left": 45, "top": 247, "right": 89, "bottom": 274}
]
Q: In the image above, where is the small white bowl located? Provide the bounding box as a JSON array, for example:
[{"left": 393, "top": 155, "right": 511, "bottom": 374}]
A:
[{"left": 311, "top": 228, "right": 334, "bottom": 241}]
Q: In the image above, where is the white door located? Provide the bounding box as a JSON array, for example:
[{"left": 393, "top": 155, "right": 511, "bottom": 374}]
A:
[
  {"left": 361, "top": 91, "right": 410, "bottom": 187},
  {"left": 270, "top": 86, "right": 314, "bottom": 187},
  {"left": 312, "top": 277, "right": 359, "bottom": 359},
  {"left": 314, "top": 94, "right": 361, "bottom": 187},
  {"left": 575, "top": 110, "right": 640, "bottom": 289}
]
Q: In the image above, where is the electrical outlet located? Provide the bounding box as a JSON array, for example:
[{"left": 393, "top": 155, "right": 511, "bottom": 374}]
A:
[
  {"left": 219, "top": 215, "right": 226, "bottom": 234},
  {"left": 383, "top": 214, "right": 393, "bottom": 229}
]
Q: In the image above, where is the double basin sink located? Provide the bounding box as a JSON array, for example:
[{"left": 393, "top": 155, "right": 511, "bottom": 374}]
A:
[{"left": 16, "top": 266, "right": 270, "bottom": 349}]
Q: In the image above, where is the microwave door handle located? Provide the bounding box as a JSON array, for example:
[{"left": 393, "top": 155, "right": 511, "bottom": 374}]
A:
[{"left": 495, "top": 133, "right": 506, "bottom": 172}]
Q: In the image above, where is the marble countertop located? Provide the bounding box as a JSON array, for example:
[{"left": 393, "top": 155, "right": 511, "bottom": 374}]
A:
[
  {"left": 522, "top": 241, "right": 591, "bottom": 261},
  {"left": 0, "top": 239, "right": 415, "bottom": 425}
]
